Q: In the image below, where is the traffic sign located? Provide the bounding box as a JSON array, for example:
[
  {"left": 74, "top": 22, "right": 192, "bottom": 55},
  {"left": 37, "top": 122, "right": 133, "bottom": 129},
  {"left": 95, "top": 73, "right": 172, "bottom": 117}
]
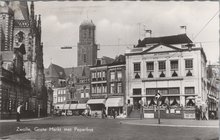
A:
[{"left": 155, "top": 93, "right": 161, "bottom": 100}]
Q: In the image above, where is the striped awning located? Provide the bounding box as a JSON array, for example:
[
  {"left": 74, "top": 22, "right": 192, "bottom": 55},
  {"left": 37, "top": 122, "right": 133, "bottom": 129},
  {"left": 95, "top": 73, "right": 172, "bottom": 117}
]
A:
[
  {"left": 76, "top": 104, "right": 87, "bottom": 109},
  {"left": 87, "top": 99, "right": 106, "bottom": 104},
  {"left": 63, "top": 104, "right": 70, "bottom": 110},
  {"left": 55, "top": 104, "right": 64, "bottom": 109},
  {"left": 69, "top": 104, "right": 77, "bottom": 110},
  {"left": 105, "top": 97, "right": 124, "bottom": 107}
]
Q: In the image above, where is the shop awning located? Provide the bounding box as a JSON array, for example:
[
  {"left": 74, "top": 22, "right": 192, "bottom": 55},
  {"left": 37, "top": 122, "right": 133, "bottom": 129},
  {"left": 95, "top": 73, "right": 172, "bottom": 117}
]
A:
[
  {"left": 63, "top": 104, "right": 70, "bottom": 110},
  {"left": 69, "top": 104, "right": 77, "bottom": 110},
  {"left": 105, "top": 97, "right": 124, "bottom": 107},
  {"left": 76, "top": 104, "right": 87, "bottom": 109},
  {"left": 87, "top": 99, "right": 106, "bottom": 104},
  {"left": 55, "top": 104, "right": 64, "bottom": 109}
]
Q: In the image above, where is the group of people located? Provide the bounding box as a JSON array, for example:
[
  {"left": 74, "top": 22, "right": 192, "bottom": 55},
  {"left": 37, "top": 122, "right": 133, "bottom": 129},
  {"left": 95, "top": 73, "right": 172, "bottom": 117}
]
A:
[
  {"left": 101, "top": 108, "right": 117, "bottom": 119},
  {"left": 195, "top": 105, "right": 208, "bottom": 120}
]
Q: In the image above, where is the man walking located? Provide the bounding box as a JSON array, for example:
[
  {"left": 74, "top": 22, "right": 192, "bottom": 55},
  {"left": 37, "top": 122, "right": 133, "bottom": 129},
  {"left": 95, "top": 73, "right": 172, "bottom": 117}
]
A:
[{"left": 17, "top": 104, "right": 23, "bottom": 122}]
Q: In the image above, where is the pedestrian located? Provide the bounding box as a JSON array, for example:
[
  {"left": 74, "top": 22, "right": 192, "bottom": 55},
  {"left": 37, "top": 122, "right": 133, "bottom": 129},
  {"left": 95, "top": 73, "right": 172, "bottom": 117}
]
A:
[
  {"left": 140, "top": 104, "right": 143, "bottom": 120},
  {"left": 102, "top": 108, "right": 105, "bottom": 119},
  {"left": 112, "top": 108, "right": 116, "bottom": 119},
  {"left": 195, "top": 106, "right": 199, "bottom": 120},
  {"left": 202, "top": 107, "right": 208, "bottom": 120},
  {"left": 199, "top": 106, "right": 202, "bottom": 120},
  {"left": 16, "top": 104, "right": 23, "bottom": 122}
]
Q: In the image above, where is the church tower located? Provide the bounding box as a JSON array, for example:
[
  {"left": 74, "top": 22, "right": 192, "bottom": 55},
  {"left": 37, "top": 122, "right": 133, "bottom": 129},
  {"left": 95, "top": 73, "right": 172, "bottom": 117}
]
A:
[{"left": 77, "top": 20, "right": 98, "bottom": 66}]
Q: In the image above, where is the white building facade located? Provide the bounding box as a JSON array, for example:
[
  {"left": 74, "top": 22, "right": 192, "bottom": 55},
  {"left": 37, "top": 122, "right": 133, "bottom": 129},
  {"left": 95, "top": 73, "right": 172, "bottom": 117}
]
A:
[{"left": 125, "top": 34, "right": 207, "bottom": 118}]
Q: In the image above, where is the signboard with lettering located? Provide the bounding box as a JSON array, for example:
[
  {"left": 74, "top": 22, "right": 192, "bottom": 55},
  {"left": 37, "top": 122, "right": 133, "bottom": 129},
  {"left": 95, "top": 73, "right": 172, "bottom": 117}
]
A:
[
  {"left": 195, "top": 96, "right": 202, "bottom": 106},
  {"left": 144, "top": 113, "right": 154, "bottom": 118},
  {"left": 184, "top": 113, "right": 195, "bottom": 119}
]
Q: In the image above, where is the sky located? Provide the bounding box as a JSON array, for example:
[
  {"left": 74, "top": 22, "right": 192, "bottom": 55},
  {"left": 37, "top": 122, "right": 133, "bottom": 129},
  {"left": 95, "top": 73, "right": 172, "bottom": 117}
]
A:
[{"left": 33, "top": 1, "right": 219, "bottom": 68}]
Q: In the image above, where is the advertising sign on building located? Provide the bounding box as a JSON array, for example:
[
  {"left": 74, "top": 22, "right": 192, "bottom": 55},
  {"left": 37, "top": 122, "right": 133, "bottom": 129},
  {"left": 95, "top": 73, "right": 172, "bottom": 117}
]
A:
[{"left": 195, "top": 96, "right": 202, "bottom": 106}]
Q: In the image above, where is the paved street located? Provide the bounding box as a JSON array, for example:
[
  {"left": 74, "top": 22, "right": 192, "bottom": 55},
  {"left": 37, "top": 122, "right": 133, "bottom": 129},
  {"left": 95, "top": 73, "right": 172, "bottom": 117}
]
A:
[{"left": 0, "top": 116, "right": 219, "bottom": 140}]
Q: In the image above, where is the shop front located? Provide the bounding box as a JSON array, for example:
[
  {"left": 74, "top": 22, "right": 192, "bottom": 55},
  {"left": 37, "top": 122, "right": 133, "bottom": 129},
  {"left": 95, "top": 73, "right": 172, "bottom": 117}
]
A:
[
  {"left": 105, "top": 97, "right": 124, "bottom": 117},
  {"left": 144, "top": 96, "right": 192, "bottom": 119},
  {"left": 54, "top": 103, "right": 88, "bottom": 116},
  {"left": 207, "top": 95, "right": 218, "bottom": 119},
  {"left": 87, "top": 98, "right": 106, "bottom": 118}
]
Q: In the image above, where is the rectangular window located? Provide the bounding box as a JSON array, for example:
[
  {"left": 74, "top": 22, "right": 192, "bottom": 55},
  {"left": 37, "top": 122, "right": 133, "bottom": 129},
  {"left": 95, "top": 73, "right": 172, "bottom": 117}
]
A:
[
  {"left": 117, "top": 83, "right": 122, "bottom": 93},
  {"left": 134, "top": 63, "right": 141, "bottom": 71},
  {"left": 103, "top": 84, "right": 107, "bottom": 93},
  {"left": 169, "top": 88, "right": 179, "bottom": 94},
  {"left": 146, "top": 89, "right": 156, "bottom": 95},
  {"left": 170, "top": 60, "right": 178, "bottom": 70},
  {"left": 102, "top": 71, "right": 106, "bottom": 80},
  {"left": 97, "top": 85, "right": 101, "bottom": 93},
  {"left": 159, "top": 89, "right": 168, "bottom": 95},
  {"left": 81, "top": 93, "right": 85, "bottom": 98},
  {"left": 110, "top": 83, "right": 115, "bottom": 94},
  {"left": 146, "top": 62, "right": 154, "bottom": 71},
  {"left": 97, "top": 72, "right": 102, "bottom": 80},
  {"left": 92, "top": 72, "right": 95, "bottom": 79},
  {"left": 92, "top": 85, "right": 96, "bottom": 93},
  {"left": 185, "top": 87, "right": 195, "bottom": 94},
  {"left": 133, "top": 88, "right": 141, "bottom": 95},
  {"left": 159, "top": 61, "right": 166, "bottom": 70},
  {"left": 110, "top": 71, "right": 115, "bottom": 81},
  {"left": 185, "top": 59, "right": 193, "bottom": 69},
  {"left": 117, "top": 71, "right": 122, "bottom": 80},
  {"left": 134, "top": 63, "right": 141, "bottom": 79},
  {"left": 85, "top": 93, "right": 89, "bottom": 98}
]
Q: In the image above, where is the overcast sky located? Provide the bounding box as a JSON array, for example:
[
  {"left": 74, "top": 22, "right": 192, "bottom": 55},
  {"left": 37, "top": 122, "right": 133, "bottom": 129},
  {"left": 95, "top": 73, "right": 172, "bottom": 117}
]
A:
[{"left": 34, "top": 1, "right": 219, "bottom": 68}]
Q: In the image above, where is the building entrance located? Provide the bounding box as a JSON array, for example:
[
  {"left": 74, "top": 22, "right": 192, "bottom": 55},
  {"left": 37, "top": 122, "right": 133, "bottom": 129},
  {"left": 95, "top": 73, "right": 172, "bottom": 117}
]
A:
[{"left": 133, "top": 97, "right": 141, "bottom": 110}]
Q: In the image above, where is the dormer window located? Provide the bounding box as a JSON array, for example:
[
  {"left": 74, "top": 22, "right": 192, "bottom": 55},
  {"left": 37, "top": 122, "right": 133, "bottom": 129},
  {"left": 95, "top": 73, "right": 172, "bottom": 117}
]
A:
[{"left": 96, "top": 59, "right": 101, "bottom": 65}]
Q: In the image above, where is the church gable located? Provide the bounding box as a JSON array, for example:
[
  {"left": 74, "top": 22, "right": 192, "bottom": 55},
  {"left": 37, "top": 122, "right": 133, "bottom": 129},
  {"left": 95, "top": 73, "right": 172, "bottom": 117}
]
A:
[{"left": 142, "top": 44, "right": 181, "bottom": 54}]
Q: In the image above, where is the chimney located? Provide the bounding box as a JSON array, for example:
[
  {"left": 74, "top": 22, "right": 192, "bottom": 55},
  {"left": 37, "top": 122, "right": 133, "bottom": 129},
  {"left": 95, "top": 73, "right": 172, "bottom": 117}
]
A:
[
  {"left": 145, "top": 30, "right": 152, "bottom": 38},
  {"left": 180, "top": 26, "right": 187, "bottom": 34}
]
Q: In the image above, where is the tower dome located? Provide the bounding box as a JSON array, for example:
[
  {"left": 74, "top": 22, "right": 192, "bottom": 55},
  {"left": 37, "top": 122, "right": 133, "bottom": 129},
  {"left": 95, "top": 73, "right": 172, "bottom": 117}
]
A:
[{"left": 80, "top": 19, "right": 95, "bottom": 27}]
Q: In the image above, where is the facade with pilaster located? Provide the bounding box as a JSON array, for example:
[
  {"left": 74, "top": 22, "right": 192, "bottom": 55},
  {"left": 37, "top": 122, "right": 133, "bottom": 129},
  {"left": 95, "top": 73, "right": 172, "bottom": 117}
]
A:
[{"left": 125, "top": 34, "right": 208, "bottom": 119}]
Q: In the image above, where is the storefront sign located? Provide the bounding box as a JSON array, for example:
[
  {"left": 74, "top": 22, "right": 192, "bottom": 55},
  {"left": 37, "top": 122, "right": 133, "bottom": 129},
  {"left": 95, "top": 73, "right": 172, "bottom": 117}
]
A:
[
  {"left": 170, "top": 109, "right": 175, "bottom": 113},
  {"left": 144, "top": 113, "right": 154, "bottom": 118},
  {"left": 184, "top": 113, "right": 195, "bottom": 119},
  {"left": 195, "top": 96, "right": 202, "bottom": 106},
  {"left": 175, "top": 110, "right": 181, "bottom": 114}
]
